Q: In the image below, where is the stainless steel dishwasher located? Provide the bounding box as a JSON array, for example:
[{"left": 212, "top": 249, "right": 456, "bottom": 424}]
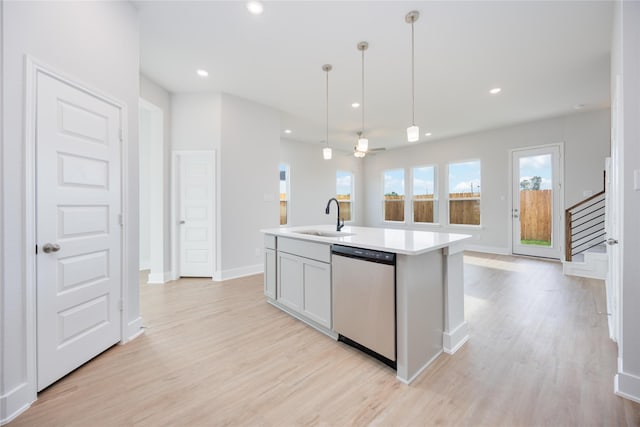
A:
[{"left": 331, "top": 245, "right": 396, "bottom": 368}]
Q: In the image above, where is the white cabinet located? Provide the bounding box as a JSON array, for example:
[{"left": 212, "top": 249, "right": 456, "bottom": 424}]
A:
[
  {"left": 275, "top": 238, "right": 332, "bottom": 329},
  {"left": 264, "top": 248, "right": 276, "bottom": 299}
]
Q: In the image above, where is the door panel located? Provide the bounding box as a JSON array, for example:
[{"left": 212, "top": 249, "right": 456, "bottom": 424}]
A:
[
  {"left": 36, "top": 71, "right": 122, "bottom": 391},
  {"left": 178, "top": 152, "right": 214, "bottom": 277},
  {"left": 512, "top": 146, "right": 562, "bottom": 259}
]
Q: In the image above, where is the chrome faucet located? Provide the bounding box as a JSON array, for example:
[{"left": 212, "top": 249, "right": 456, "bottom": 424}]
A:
[{"left": 325, "top": 198, "right": 344, "bottom": 232}]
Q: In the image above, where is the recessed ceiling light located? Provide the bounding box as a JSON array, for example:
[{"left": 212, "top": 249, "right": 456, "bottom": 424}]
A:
[
  {"left": 196, "top": 69, "right": 209, "bottom": 77},
  {"left": 351, "top": 102, "right": 360, "bottom": 108},
  {"left": 489, "top": 87, "right": 502, "bottom": 95},
  {"left": 246, "top": 1, "right": 263, "bottom": 15},
  {"left": 425, "top": 132, "right": 432, "bottom": 137},
  {"left": 284, "top": 129, "right": 292, "bottom": 134}
]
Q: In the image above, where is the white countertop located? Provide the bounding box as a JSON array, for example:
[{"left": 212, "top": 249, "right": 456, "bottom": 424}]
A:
[{"left": 261, "top": 225, "right": 471, "bottom": 255}]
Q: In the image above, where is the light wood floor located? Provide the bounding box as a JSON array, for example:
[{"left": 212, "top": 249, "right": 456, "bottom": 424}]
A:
[{"left": 11, "top": 252, "right": 640, "bottom": 426}]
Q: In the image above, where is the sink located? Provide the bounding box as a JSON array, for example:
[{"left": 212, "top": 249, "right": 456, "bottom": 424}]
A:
[{"left": 294, "top": 230, "right": 355, "bottom": 238}]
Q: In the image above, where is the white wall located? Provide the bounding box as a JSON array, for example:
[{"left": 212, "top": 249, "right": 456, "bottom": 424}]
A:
[
  {"left": 612, "top": 0, "right": 640, "bottom": 404},
  {"left": 140, "top": 75, "right": 172, "bottom": 281},
  {"left": 139, "top": 109, "right": 151, "bottom": 270},
  {"left": 219, "top": 94, "right": 280, "bottom": 276},
  {"left": 1, "top": 2, "right": 140, "bottom": 423},
  {"left": 280, "top": 139, "right": 364, "bottom": 227},
  {"left": 170, "top": 92, "right": 280, "bottom": 279},
  {"left": 363, "top": 109, "right": 610, "bottom": 254}
]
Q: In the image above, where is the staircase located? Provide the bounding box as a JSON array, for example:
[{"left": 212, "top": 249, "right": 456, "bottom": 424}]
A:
[{"left": 562, "top": 172, "right": 608, "bottom": 280}]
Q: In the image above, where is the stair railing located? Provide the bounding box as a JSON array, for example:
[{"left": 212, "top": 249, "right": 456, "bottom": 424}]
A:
[{"left": 564, "top": 171, "right": 606, "bottom": 261}]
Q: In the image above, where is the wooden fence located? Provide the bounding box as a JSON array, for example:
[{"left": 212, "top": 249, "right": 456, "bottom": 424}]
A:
[
  {"left": 384, "top": 195, "right": 405, "bottom": 221},
  {"left": 520, "top": 190, "right": 551, "bottom": 242}
]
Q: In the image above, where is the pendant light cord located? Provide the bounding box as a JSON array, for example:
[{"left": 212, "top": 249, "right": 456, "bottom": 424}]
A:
[
  {"left": 411, "top": 18, "right": 415, "bottom": 126},
  {"left": 361, "top": 47, "right": 365, "bottom": 134},
  {"left": 326, "top": 69, "right": 329, "bottom": 146}
]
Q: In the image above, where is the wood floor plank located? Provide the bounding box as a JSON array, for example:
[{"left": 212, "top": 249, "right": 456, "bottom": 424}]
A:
[{"left": 10, "top": 252, "right": 640, "bottom": 426}]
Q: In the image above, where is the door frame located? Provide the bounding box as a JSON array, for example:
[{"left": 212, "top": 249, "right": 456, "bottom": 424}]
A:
[
  {"left": 508, "top": 142, "right": 565, "bottom": 259},
  {"left": 23, "top": 57, "right": 129, "bottom": 400},
  {"left": 171, "top": 150, "right": 216, "bottom": 280}
]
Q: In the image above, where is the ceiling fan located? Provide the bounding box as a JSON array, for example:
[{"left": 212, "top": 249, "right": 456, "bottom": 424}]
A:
[{"left": 352, "top": 131, "right": 386, "bottom": 158}]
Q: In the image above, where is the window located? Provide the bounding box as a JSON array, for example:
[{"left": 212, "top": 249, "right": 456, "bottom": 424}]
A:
[
  {"left": 279, "top": 163, "right": 290, "bottom": 225},
  {"left": 412, "top": 166, "right": 437, "bottom": 223},
  {"left": 336, "top": 171, "right": 353, "bottom": 222},
  {"left": 383, "top": 168, "right": 405, "bottom": 222},
  {"left": 448, "top": 160, "right": 481, "bottom": 225}
]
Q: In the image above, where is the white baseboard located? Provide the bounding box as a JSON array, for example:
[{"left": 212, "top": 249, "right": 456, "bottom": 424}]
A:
[
  {"left": 0, "top": 382, "right": 35, "bottom": 425},
  {"left": 147, "top": 271, "right": 173, "bottom": 284},
  {"left": 443, "top": 321, "right": 470, "bottom": 354},
  {"left": 463, "top": 244, "right": 510, "bottom": 255},
  {"left": 215, "top": 263, "right": 263, "bottom": 281},
  {"left": 397, "top": 349, "right": 443, "bottom": 385},
  {"left": 139, "top": 263, "right": 150, "bottom": 271},
  {"left": 615, "top": 371, "right": 640, "bottom": 404},
  {"left": 123, "top": 316, "right": 144, "bottom": 343}
]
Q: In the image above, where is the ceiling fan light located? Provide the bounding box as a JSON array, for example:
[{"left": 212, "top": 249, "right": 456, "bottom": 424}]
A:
[
  {"left": 323, "top": 146, "right": 332, "bottom": 160},
  {"left": 357, "top": 137, "right": 369, "bottom": 152},
  {"left": 354, "top": 150, "right": 366, "bottom": 158},
  {"left": 407, "top": 125, "right": 420, "bottom": 142}
]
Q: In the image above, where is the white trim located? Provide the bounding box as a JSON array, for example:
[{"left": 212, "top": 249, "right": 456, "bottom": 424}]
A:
[
  {"left": 615, "top": 371, "right": 640, "bottom": 404},
  {"left": 0, "top": 383, "right": 33, "bottom": 425},
  {"left": 267, "top": 300, "right": 338, "bottom": 340},
  {"left": 147, "top": 271, "right": 173, "bottom": 284},
  {"left": 215, "top": 263, "right": 263, "bottom": 281},
  {"left": 509, "top": 142, "right": 565, "bottom": 260},
  {"left": 396, "top": 349, "right": 443, "bottom": 385},
  {"left": 443, "top": 321, "right": 470, "bottom": 354},
  {"left": 124, "top": 317, "right": 145, "bottom": 343},
  {"left": 23, "top": 57, "right": 129, "bottom": 406},
  {"left": 171, "top": 150, "right": 216, "bottom": 280},
  {"left": 463, "top": 244, "right": 510, "bottom": 255}
]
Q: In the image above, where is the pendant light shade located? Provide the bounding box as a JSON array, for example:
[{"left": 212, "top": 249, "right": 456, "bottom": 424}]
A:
[
  {"left": 407, "top": 125, "right": 419, "bottom": 142},
  {"left": 322, "top": 64, "right": 333, "bottom": 160},
  {"left": 357, "top": 41, "right": 369, "bottom": 153},
  {"left": 406, "top": 11, "right": 420, "bottom": 142}
]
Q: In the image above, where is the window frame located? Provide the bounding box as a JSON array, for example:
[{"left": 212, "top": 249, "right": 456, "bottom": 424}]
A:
[
  {"left": 336, "top": 170, "right": 354, "bottom": 223},
  {"left": 279, "top": 163, "right": 290, "bottom": 226},
  {"left": 447, "top": 159, "right": 482, "bottom": 227},
  {"left": 411, "top": 164, "right": 439, "bottom": 225},
  {"left": 382, "top": 168, "right": 406, "bottom": 223}
]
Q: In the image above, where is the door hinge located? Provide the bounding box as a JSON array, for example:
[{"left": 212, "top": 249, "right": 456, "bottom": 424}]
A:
[
  {"left": 35, "top": 245, "right": 38, "bottom": 254},
  {"left": 118, "top": 214, "right": 123, "bottom": 227},
  {"left": 119, "top": 299, "right": 124, "bottom": 312}
]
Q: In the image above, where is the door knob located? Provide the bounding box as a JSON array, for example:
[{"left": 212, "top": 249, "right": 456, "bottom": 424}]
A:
[
  {"left": 42, "top": 243, "right": 60, "bottom": 253},
  {"left": 179, "top": 220, "right": 186, "bottom": 225},
  {"left": 606, "top": 238, "right": 619, "bottom": 245}
]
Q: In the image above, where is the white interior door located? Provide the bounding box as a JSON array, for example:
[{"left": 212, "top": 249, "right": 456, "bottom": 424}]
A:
[
  {"left": 36, "top": 71, "right": 122, "bottom": 390},
  {"left": 177, "top": 152, "right": 214, "bottom": 277},
  {"left": 512, "top": 146, "right": 562, "bottom": 259}
]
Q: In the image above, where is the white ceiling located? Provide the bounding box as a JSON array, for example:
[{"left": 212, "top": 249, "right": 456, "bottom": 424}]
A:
[{"left": 136, "top": 1, "right": 613, "bottom": 153}]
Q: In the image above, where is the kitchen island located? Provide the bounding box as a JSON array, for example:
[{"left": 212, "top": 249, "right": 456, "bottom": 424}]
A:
[{"left": 261, "top": 225, "right": 471, "bottom": 384}]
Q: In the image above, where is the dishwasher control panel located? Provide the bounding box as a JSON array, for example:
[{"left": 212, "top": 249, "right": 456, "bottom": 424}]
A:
[{"left": 331, "top": 245, "right": 395, "bottom": 265}]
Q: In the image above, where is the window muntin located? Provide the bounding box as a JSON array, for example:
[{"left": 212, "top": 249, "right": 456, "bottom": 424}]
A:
[
  {"left": 383, "top": 168, "right": 405, "bottom": 222},
  {"left": 412, "top": 165, "right": 438, "bottom": 224},
  {"left": 448, "top": 160, "right": 481, "bottom": 225},
  {"left": 279, "top": 163, "right": 290, "bottom": 225},
  {"left": 336, "top": 170, "right": 353, "bottom": 222}
]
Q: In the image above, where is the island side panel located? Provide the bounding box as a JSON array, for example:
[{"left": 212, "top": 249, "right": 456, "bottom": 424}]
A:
[
  {"left": 395, "top": 250, "right": 444, "bottom": 384},
  {"left": 443, "top": 242, "right": 469, "bottom": 353}
]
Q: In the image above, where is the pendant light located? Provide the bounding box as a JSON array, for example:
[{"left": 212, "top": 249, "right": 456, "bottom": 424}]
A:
[
  {"left": 322, "top": 64, "right": 333, "bottom": 160},
  {"left": 357, "top": 41, "right": 369, "bottom": 153},
  {"left": 406, "top": 11, "right": 420, "bottom": 142},
  {"left": 354, "top": 132, "right": 366, "bottom": 158}
]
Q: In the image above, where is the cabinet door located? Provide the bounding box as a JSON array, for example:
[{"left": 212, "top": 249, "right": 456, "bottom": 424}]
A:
[
  {"left": 264, "top": 248, "right": 276, "bottom": 299},
  {"left": 302, "top": 258, "right": 331, "bottom": 329},
  {"left": 277, "top": 252, "right": 303, "bottom": 312}
]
